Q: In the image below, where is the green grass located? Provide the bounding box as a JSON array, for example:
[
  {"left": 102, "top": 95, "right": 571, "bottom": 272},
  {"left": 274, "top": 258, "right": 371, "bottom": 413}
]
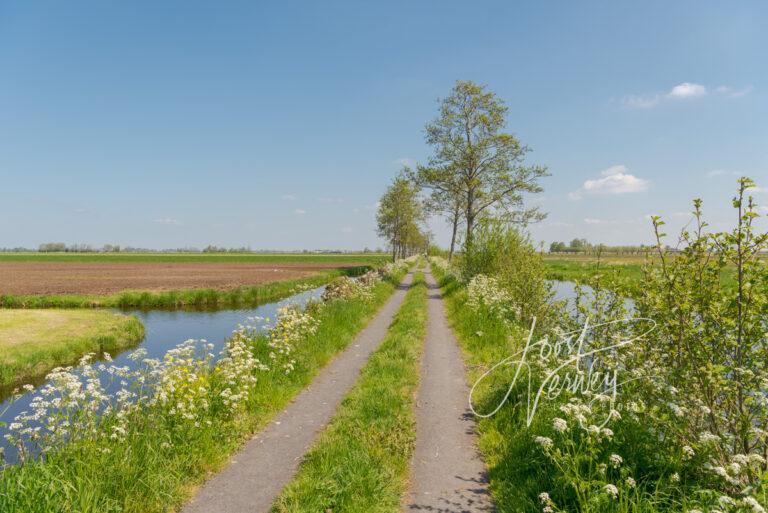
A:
[
  {"left": 0, "top": 252, "right": 390, "bottom": 264},
  {"left": 0, "top": 310, "right": 144, "bottom": 390},
  {"left": 544, "top": 258, "right": 644, "bottom": 288},
  {"left": 544, "top": 255, "right": 737, "bottom": 290},
  {"left": 0, "top": 268, "right": 367, "bottom": 309},
  {"left": 272, "top": 272, "right": 427, "bottom": 513},
  {"left": 0, "top": 270, "right": 409, "bottom": 513}
]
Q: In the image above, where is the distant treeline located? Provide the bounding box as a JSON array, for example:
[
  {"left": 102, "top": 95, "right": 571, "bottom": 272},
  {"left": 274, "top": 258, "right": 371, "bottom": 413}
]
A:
[
  {"left": 548, "top": 238, "right": 652, "bottom": 254},
  {"left": 0, "top": 243, "right": 384, "bottom": 254}
]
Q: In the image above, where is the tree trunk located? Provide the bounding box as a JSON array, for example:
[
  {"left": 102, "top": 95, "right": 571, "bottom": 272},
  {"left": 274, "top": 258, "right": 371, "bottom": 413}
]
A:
[
  {"left": 465, "top": 188, "right": 475, "bottom": 254},
  {"left": 448, "top": 211, "right": 459, "bottom": 262}
]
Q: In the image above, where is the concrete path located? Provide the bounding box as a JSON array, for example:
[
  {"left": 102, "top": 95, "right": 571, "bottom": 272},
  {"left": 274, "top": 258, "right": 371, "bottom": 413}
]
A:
[
  {"left": 403, "top": 270, "right": 495, "bottom": 513},
  {"left": 183, "top": 273, "right": 414, "bottom": 513}
]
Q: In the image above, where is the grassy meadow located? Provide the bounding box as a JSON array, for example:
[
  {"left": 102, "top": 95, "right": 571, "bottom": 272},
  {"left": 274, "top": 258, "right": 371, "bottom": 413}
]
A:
[{"left": 0, "top": 310, "right": 144, "bottom": 390}]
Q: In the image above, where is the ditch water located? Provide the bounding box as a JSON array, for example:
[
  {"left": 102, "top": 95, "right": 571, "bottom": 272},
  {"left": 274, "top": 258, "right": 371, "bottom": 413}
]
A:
[
  {"left": 0, "top": 285, "right": 326, "bottom": 464},
  {"left": 550, "top": 280, "right": 635, "bottom": 311}
]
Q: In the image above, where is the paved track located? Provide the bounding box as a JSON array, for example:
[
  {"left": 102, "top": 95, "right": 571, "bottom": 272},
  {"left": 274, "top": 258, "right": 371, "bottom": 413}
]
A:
[
  {"left": 182, "top": 273, "right": 414, "bottom": 513},
  {"left": 402, "top": 270, "right": 495, "bottom": 513}
]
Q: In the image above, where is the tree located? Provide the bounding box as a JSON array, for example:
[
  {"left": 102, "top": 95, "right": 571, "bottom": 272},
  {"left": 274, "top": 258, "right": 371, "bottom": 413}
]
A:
[
  {"left": 414, "top": 80, "right": 549, "bottom": 253},
  {"left": 423, "top": 184, "right": 465, "bottom": 262},
  {"left": 376, "top": 176, "right": 426, "bottom": 261}
]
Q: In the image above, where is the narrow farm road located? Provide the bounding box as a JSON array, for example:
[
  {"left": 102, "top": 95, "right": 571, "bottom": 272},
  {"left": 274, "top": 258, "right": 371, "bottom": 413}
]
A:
[
  {"left": 403, "top": 270, "right": 495, "bottom": 512},
  {"left": 182, "top": 272, "right": 414, "bottom": 513}
]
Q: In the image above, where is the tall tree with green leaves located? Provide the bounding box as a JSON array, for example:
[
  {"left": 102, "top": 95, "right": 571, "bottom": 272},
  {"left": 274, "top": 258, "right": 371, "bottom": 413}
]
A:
[
  {"left": 414, "top": 80, "right": 549, "bottom": 252},
  {"left": 376, "top": 176, "right": 425, "bottom": 261}
]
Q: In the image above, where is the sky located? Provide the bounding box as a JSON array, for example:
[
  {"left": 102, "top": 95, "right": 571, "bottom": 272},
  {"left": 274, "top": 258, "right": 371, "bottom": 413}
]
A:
[{"left": 1, "top": 0, "right": 766, "bottom": 250}]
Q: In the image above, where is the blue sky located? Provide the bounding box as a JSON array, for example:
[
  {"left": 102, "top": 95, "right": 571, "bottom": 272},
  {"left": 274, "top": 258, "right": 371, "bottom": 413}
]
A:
[{"left": 1, "top": 0, "right": 766, "bottom": 250}]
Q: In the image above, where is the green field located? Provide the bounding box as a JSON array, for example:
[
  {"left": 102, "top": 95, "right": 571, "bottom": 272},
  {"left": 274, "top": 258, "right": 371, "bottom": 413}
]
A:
[
  {"left": 543, "top": 254, "right": 741, "bottom": 289},
  {"left": 0, "top": 310, "right": 144, "bottom": 389}
]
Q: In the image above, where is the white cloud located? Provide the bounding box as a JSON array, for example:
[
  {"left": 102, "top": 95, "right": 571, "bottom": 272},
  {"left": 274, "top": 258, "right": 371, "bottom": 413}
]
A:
[
  {"left": 153, "top": 218, "right": 182, "bottom": 226},
  {"left": 545, "top": 221, "right": 574, "bottom": 228},
  {"left": 569, "top": 165, "right": 650, "bottom": 199},
  {"left": 293, "top": 208, "right": 306, "bottom": 215},
  {"left": 620, "top": 82, "right": 751, "bottom": 109},
  {"left": 667, "top": 82, "right": 707, "bottom": 99},
  {"left": 281, "top": 194, "right": 297, "bottom": 201},
  {"left": 747, "top": 185, "right": 768, "bottom": 194},
  {"left": 340, "top": 226, "right": 353, "bottom": 233},
  {"left": 363, "top": 202, "right": 381, "bottom": 211}
]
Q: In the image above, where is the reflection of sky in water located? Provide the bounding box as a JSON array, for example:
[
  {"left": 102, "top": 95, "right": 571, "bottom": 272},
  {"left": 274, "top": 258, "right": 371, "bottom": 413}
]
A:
[
  {"left": 0, "top": 285, "right": 325, "bottom": 464},
  {"left": 550, "top": 280, "right": 635, "bottom": 312}
]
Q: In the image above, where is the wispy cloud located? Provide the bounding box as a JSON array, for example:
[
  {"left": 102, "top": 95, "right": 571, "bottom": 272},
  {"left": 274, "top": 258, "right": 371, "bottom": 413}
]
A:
[
  {"left": 340, "top": 226, "right": 353, "bottom": 233},
  {"left": 716, "top": 85, "right": 754, "bottom": 98},
  {"left": 544, "top": 221, "right": 574, "bottom": 228},
  {"left": 569, "top": 165, "right": 650, "bottom": 200},
  {"left": 293, "top": 208, "right": 307, "bottom": 215},
  {"left": 363, "top": 202, "right": 381, "bottom": 211},
  {"left": 619, "top": 82, "right": 751, "bottom": 109},
  {"left": 584, "top": 217, "right": 618, "bottom": 225},
  {"left": 153, "top": 218, "right": 182, "bottom": 226},
  {"left": 281, "top": 194, "right": 297, "bottom": 201}
]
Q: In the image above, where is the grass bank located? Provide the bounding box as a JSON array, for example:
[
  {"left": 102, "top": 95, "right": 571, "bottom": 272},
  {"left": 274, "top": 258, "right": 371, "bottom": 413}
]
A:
[
  {"left": 272, "top": 272, "right": 427, "bottom": 513},
  {"left": 0, "top": 268, "right": 365, "bottom": 309},
  {"left": 0, "top": 269, "right": 408, "bottom": 513},
  {"left": 0, "top": 310, "right": 144, "bottom": 390}
]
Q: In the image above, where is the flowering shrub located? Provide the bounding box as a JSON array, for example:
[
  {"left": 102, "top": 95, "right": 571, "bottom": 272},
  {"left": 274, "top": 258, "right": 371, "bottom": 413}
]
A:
[
  {"left": 3, "top": 302, "right": 320, "bottom": 463},
  {"left": 466, "top": 274, "right": 519, "bottom": 321},
  {"left": 261, "top": 305, "right": 318, "bottom": 373},
  {"left": 429, "top": 256, "right": 462, "bottom": 282},
  {"left": 322, "top": 276, "right": 375, "bottom": 302},
  {"left": 527, "top": 180, "right": 768, "bottom": 512}
]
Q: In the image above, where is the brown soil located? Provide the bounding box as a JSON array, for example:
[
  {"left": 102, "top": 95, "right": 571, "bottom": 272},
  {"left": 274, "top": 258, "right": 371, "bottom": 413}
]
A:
[{"left": 0, "top": 262, "right": 355, "bottom": 296}]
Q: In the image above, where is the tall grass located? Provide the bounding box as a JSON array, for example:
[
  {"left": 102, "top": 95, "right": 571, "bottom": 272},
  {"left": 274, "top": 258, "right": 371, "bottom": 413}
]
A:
[
  {"left": 272, "top": 272, "right": 427, "bottom": 513},
  {"left": 0, "top": 270, "right": 407, "bottom": 513}
]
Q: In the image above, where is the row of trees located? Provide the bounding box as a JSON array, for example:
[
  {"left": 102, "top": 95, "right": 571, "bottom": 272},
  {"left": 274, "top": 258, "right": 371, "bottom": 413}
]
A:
[
  {"left": 548, "top": 239, "right": 653, "bottom": 254},
  {"left": 377, "top": 80, "right": 548, "bottom": 262}
]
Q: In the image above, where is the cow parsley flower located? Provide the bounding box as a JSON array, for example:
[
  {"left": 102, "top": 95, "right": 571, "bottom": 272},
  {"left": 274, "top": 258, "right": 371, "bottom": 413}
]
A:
[{"left": 603, "top": 484, "right": 619, "bottom": 499}]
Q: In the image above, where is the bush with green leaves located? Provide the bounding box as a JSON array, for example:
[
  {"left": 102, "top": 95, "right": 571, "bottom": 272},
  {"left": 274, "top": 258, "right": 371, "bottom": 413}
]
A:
[{"left": 459, "top": 219, "right": 554, "bottom": 327}]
